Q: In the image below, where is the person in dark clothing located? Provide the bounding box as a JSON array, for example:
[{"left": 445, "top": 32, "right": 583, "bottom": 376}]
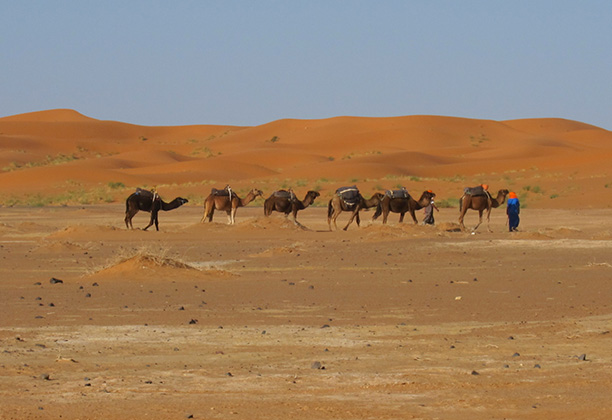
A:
[
  {"left": 506, "top": 192, "right": 520, "bottom": 231},
  {"left": 422, "top": 192, "right": 439, "bottom": 225}
]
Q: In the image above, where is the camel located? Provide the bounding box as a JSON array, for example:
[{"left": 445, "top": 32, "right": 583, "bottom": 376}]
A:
[
  {"left": 263, "top": 190, "right": 320, "bottom": 222},
  {"left": 124, "top": 188, "right": 188, "bottom": 231},
  {"left": 327, "top": 188, "right": 384, "bottom": 231},
  {"left": 372, "top": 190, "right": 436, "bottom": 224},
  {"left": 201, "top": 188, "right": 263, "bottom": 224},
  {"left": 458, "top": 188, "right": 509, "bottom": 232}
]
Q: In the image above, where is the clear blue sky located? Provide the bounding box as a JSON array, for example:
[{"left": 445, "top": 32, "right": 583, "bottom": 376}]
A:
[{"left": 2, "top": 1, "right": 611, "bottom": 129}]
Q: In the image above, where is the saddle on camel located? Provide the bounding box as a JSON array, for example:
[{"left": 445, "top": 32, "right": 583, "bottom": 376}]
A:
[
  {"left": 336, "top": 185, "right": 362, "bottom": 208},
  {"left": 272, "top": 189, "right": 297, "bottom": 202},
  {"left": 463, "top": 184, "right": 491, "bottom": 199},
  {"left": 210, "top": 185, "right": 237, "bottom": 199},
  {"left": 384, "top": 187, "right": 410, "bottom": 199}
]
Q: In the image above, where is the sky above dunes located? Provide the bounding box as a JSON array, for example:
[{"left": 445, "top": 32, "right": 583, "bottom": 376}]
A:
[{"left": 2, "top": 1, "right": 611, "bottom": 129}]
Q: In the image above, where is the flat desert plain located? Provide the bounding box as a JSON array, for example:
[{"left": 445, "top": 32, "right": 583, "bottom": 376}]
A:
[{"left": 1, "top": 110, "right": 612, "bottom": 419}]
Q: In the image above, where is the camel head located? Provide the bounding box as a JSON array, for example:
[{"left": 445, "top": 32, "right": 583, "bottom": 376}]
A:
[
  {"left": 251, "top": 188, "right": 264, "bottom": 198},
  {"left": 307, "top": 190, "right": 321, "bottom": 199},
  {"left": 421, "top": 190, "right": 436, "bottom": 200},
  {"left": 178, "top": 197, "right": 189, "bottom": 205},
  {"left": 497, "top": 189, "right": 510, "bottom": 203}
]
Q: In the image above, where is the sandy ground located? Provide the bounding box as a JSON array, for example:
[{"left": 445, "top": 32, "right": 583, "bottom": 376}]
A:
[{"left": 2, "top": 204, "right": 612, "bottom": 419}]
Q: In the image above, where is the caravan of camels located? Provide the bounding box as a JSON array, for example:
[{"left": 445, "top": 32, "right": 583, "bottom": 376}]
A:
[{"left": 124, "top": 183, "right": 507, "bottom": 232}]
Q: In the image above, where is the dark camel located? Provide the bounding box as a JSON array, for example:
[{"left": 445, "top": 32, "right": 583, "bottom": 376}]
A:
[
  {"left": 124, "top": 188, "right": 188, "bottom": 231},
  {"left": 201, "top": 188, "right": 263, "bottom": 224},
  {"left": 263, "top": 190, "right": 320, "bottom": 221},
  {"left": 327, "top": 192, "right": 384, "bottom": 231},
  {"left": 372, "top": 190, "right": 436, "bottom": 224},
  {"left": 458, "top": 188, "right": 509, "bottom": 232}
]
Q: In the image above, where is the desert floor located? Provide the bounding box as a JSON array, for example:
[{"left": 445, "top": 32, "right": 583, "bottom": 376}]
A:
[{"left": 2, "top": 204, "right": 612, "bottom": 419}]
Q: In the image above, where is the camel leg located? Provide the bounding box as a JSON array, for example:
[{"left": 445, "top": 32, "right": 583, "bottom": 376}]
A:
[
  {"left": 458, "top": 197, "right": 468, "bottom": 231},
  {"left": 125, "top": 210, "right": 136, "bottom": 229},
  {"left": 398, "top": 212, "right": 405, "bottom": 223},
  {"left": 409, "top": 209, "right": 418, "bottom": 224},
  {"left": 328, "top": 201, "right": 338, "bottom": 231},
  {"left": 486, "top": 208, "right": 493, "bottom": 233},
  {"left": 382, "top": 209, "right": 389, "bottom": 224},
  {"left": 201, "top": 201, "right": 214, "bottom": 223},
  {"left": 330, "top": 209, "right": 341, "bottom": 231},
  {"left": 229, "top": 207, "right": 237, "bottom": 225},
  {"left": 143, "top": 211, "right": 156, "bottom": 231},
  {"left": 472, "top": 210, "right": 484, "bottom": 232},
  {"left": 343, "top": 209, "right": 359, "bottom": 231}
]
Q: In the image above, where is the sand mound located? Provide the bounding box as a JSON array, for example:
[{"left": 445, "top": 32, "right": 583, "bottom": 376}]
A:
[
  {"left": 92, "top": 254, "right": 197, "bottom": 278},
  {"left": 234, "top": 217, "right": 309, "bottom": 231},
  {"left": 251, "top": 242, "right": 304, "bottom": 257},
  {"left": 47, "top": 224, "right": 119, "bottom": 239},
  {"left": 539, "top": 227, "right": 583, "bottom": 237},
  {"left": 33, "top": 240, "right": 88, "bottom": 254},
  {"left": 91, "top": 252, "right": 236, "bottom": 280},
  {"left": 435, "top": 222, "right": 463, "bottom": 232}
]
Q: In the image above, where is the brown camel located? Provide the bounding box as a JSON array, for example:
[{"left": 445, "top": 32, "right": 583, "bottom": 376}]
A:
[
  {"left": 372, "top": 190, "right": 436, "bottom": 224},
  {"left": 458, "top": 188, "right": 509, "bottom": 232},
  {"left": 263, "top": 190, "right": 320, "bottom": 221},
  {"left": 201, "top": 188, "right": 263, "bottom": 224},
  {"left": 124, "top": 188, "right": 188, "bottom": 231},
  {"left": 327, "top": 189, "right": 384, "bottom": 231}
]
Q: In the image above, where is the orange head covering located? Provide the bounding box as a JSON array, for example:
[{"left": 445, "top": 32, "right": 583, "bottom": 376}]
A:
[
  {"left": 509, "top": 192, "right": 517, "bottom": 199},
  {"left": 427, "top": 189, "right": 433, "bottom": 193},
  {"left": 481, "top": 184, "right": 489, "bottom": 190}
]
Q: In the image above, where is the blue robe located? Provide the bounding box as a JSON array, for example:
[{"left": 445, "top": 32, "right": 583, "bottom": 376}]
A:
[{"left": 506, "top": 198, "right": 520, "bottom": 231}]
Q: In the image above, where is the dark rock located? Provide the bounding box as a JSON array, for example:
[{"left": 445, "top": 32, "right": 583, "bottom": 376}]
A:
[
  {"left": 49, "top": 278, "right": 63, "bottom": 284},
  {"left": 578, "top": 354, "right": 587, "bottom": 361},
  {"left": 311, "top": 361, "right": 323, "bottom": 369},
  {"left": 188, "top": 319, "right": 198, "bottom": 324},
  {"left": 471, "top": 370, "right": 479, "bottom": 375}
]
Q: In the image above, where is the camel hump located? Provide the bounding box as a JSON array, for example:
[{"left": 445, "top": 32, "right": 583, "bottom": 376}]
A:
[
  {"left": 336, "top": 186, "right": 361, "bottom": 205},
  {"left": 464, "top": 186, "right": 488, "bottom": 197},
  {"left": 211, "top": 186, "right": 235, "bottom": 197},
  {"left": 135, "top": 187, "right": 154, "bottom": 198},
  {"left": 336, "top": 185, "right": 359, "bottom": 197},
  {"left": 273, "top": 190, "right": 295, "bottom": 200},
  {"left": 385, "top": 188, "right": 409, "bottom": 199}
]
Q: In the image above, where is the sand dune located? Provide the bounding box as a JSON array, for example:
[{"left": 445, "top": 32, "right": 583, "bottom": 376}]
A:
[{"left": 1, "top": 109, "right": 611, "bottom": 208}]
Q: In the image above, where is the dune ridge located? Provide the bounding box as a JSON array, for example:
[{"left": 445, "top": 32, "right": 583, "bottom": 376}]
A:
[{"left": 1, "top": 109, "right": 611, "bottom": 208}]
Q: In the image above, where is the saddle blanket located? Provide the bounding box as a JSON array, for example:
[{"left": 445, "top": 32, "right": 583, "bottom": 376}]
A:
[
  {"left": 336, "top": 186, "right": 361, "bottom": 206},
  {"left": 273, "top": 190, "right": 296, "bottom": 200},
  {"left": 464, "top": 186, "right": 488, "bottom": 197},
  {"left": 385, "top": 188, "right": 409, "bottom": 199},
  {"left": 211, "top": 187, "right": 234, "bottom": 197}
]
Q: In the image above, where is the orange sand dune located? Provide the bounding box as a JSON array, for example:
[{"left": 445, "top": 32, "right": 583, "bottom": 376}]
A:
[{"left": 1, "top": 109, "right": 611, "bottom": 208}]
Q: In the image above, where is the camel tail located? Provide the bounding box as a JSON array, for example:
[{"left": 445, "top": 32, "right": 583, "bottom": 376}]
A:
[
  {"left": 459, "top": 195, "right": 464, "bottom": 212},
  {"left": 327, "top": 200, "right": 333, "bottom": 219},
  {"left": 372, "top": 203, "right": 382, "bottom": 220}
]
